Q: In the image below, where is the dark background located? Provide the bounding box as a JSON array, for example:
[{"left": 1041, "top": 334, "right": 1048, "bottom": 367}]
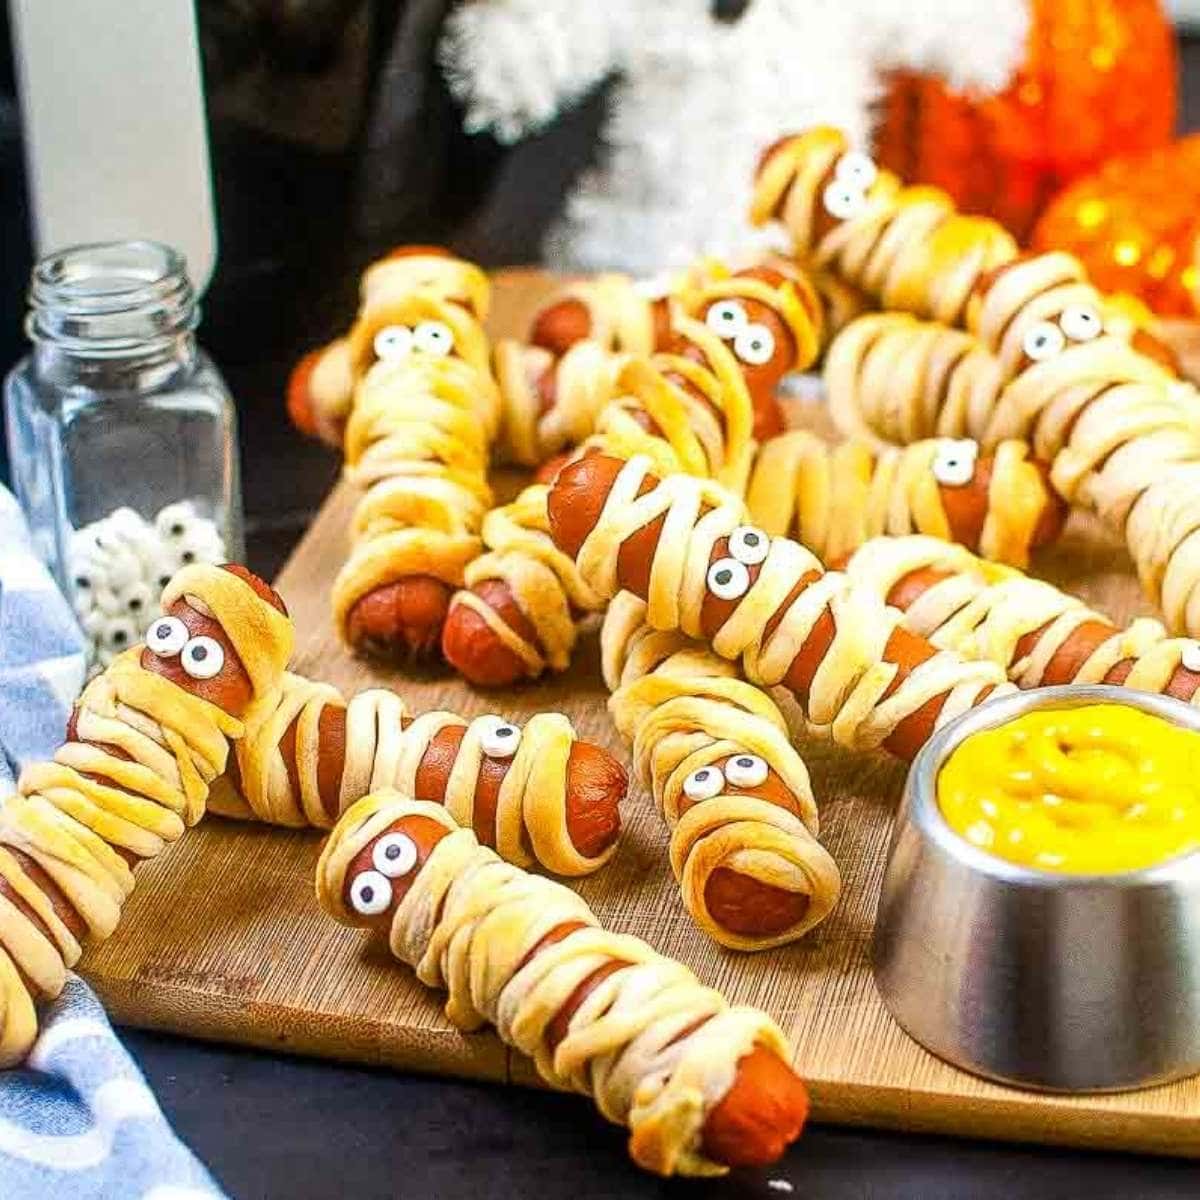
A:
[{"left": 3, "top": 4, "right": 1200, "bottom": 1196}]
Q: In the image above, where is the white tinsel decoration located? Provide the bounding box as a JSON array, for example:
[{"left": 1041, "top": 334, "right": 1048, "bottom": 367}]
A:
[{"left": 440, "top": 0, "right": 1029, "bottom": 273}]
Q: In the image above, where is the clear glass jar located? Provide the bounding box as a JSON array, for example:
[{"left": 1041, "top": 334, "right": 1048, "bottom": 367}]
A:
[{"left": 4, "top": 240, "right": 243, "bottom": 671}]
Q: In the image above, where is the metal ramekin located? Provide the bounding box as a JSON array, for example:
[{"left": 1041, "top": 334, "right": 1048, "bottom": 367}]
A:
[{"left": 873, "top": 684, "right": 1200, "bottom": 1093}]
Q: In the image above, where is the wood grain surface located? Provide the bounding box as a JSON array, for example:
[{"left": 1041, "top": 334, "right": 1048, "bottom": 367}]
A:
[{"left": 80, "top": 271, "right": 1200, "bottom": 1158}]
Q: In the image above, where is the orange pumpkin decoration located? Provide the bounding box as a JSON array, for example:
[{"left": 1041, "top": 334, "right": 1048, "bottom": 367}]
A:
[
  {"left": 1032, "top": 136, "right": 1200, "bottom": 317},
  {"left": 875, "top": 0, "right": 1177, "bottom": 242}
]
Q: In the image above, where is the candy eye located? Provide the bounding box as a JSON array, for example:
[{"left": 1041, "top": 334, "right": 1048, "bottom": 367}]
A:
[
  {"left": 155, "top": 501, "right": 195, "bottom": 542},
  {"left": 724, "top": 754, "right": 769, "bottom": 789},
  {"left": 349, "top": 870, "right": 393, "bottom": 916},
  {"left": 413, "top": 320, "right": 454, "bottom": 356},
  {"left": 1059, "top": 305, "right": 1102, "bottom": 343},
  {"left": 707, "top": 557, "right": 751, "bottom": 601},
  {"left": 479, "top": 717, "right": 522, "bottom": 758},
  {"left": 145, "top": 615, "right": 189, "bottom": 658},
  {"left": 1022, "top": 321, "right": 1065, "bottom": 362},
  {"left": 822, "top": 181, "right": 867, "bottom": 221},
  {"left": 683, "top": 765, "right": 725, "bottom": 802},
  {"left": 372, "top": 832, "right": 418, "bottom": 879},
  {"left": 373, "top": 324, "right": 413, "bottom": 361},
  {"left": 180, "top": 635, "right": 225, "bottom": 680},
  {"left": 835, "top": 150, "right": 878, "bottom": 191},
  {"left": 1182, "top": 642, "right": 1200, "bottom": 673},
  {"left": 931, "top": 439, "right": 978, "bottom": 488},
  {"left": 733, "top": 323, "right": 775, "bottom": 367},
  {"left": 728, "top": 525, "right": 769, "bottom": 566},
  {"left": 705, "top": 300, "right": 749, "bottom": 339},
  {"left": 103, "top": 617, "right": 137, "bottom": 652}
]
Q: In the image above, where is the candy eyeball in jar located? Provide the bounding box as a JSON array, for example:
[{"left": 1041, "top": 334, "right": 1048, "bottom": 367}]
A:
[
  {"left": 3, "top": 241, "right": 244, "bottom": 675},
  {"left": 69, "top": 501, "right": 229, "bottom": 675}
]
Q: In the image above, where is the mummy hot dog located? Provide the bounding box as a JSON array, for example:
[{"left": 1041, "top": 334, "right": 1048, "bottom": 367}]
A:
[
  {"left": 751, "top": 126, "right": 1017, "bottom": 326},
  {"left": 842, "top": 535, "right": 1200, "bottom": 702},
  {"left": 745, "top": 430, "right": 1065, "bottom": 569},
  {"left": 0, "top": 563, "right": 293, "bottom": 1065},
  {"left": 441, "top": 264, "right": 823, "bottom": 688},
  {"left": 544, "top": 453, "right": 1011, "bottom": 760},
  {"left": 602, "top": 594, "right": 839, "bottom": 950},
  {"left": 330, "top": 249, "right": 502, "bottom": 661},
  {"left": 287, "top": 246, "right": 486, "bottom": 448},
  {"left": 826, "top": 255, "right": 1200, "bottom": 636},
  {"left": 317, "top": 793, "right": 809, "bottom": 1176},
  {"left": 209, "top": 672, "right": 627, "bottom": 876}
]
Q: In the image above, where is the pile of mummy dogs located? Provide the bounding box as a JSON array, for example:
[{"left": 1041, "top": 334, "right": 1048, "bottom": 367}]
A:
[{"left": 5, "top": 124, "right": 1200, "bottom": 1178}]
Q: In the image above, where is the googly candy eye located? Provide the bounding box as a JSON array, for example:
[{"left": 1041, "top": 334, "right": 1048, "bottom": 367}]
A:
[
  {"left": 372, "top": 832, "right": 419, "bottom": 879},
  {"left": 1182, "top": 642, "right": 1200, "bottom": 673},
  {"left": 822, "top": 180, "right": 867, "bottom": 222},
  {"left": 119, "top": 580, "right": 155, "bottom": 619},
  {"left": 683, "top": 765, "right": 725, "bottom": 802},
  {"left": 155, "top": 501, "right": 197, "bottom": 542},
  {"left": 413, "top": 321, "right": 455, "bottom": 357},
  {"left": 101, "top": 615, "right": 138, "bottom": 654},
  {"left": 707, "top": 557, "right": 751, "bottom": 601},
  {"left": 728, "top": 525, "right": 769, "bottom": 566},
  {"left": 835, "top": 150, "right": 878, "bottom": 191},
  {"left": 1059, "top": 305, "right": 1103, "bottom": 343},
  {"left": 733, "top": 323, "right": 776, "bottom": 367},
  {"left": 145, "top": 615, "right": 189, "bottom": 658},
  {"left": 931, "top": 439, "right": 979, "bottom": 488},
  {"left": 705, "top": 299, "right": 749, "bottom": 339},
  {"left": 478, "top": 716, "right": 522, "bottom": 758},
  {"left": 373, "top": 324, "right": 413, "bottom": 362},
  {"left": 180, "top": 635, "right": 225, "bottom": 680},
  {"left": 1022, "top": 320, "right": 1065, "bottom": 362},
  {"left": 349, "top": 870, "right": 393, "bottom": 916},
  {"left": 724, "top": 754, "right": 769, "bottom": 789}
]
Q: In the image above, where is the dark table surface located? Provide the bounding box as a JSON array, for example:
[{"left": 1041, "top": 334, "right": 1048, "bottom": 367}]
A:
[{"left": 4, "top": 13, "right": 1200, "bottom": 1196}]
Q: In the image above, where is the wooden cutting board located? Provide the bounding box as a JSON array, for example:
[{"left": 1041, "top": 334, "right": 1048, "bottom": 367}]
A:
[{"left": 80, "top": 272, "right": 1200, "bottom": 1158}]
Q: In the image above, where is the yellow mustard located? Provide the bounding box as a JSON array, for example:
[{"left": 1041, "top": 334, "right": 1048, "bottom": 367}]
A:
[{"left": 937, "top": 703, "right": 1200, "bottom": 874}]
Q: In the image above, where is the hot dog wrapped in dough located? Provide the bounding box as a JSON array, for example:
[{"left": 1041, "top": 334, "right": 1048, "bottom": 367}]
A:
[
  {"left": 745, "top": 430, "right": 1065, "bottom": 569},
  {"left": 843, "top": 535, "right": 1200, "bottom": 704},
  {"left": 545, "top": 453, "right": 1011, "bottom": 760},
  {"left": 752, "top": 126, "right": 1017, "bottom": 326},
  {"left": 603, "top": 593, "right": 839, "bottom": 951},
  {"left": 441, "top": 264, "right": 823, "bottom": 688},
  {"left": 330, "top": 249, "right": 502, "bottom": 662},
  {"left": 209, "top": 672, "right": 626, "bottom": 877},
  {"left": 317, "top": 792, "right": 809, "bottom": 1177},
  {"left": 0, "top": 563, "right": 293, "bottom": 1065}
]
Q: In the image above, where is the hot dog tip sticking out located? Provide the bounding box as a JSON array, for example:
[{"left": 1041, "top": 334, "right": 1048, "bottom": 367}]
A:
[
  {"left": 317, "top": 791, "right": 809, "bottom": 1176},
  {"left": 546, "top": 453, "right": 1013, "bottom": 761},
  {"left": 0, "top": 562, "right": 293, "bottom": 1065}
]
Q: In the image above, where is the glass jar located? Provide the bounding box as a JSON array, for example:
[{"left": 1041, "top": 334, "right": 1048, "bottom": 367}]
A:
[{"left": 4, "top": 240, "right": 243, "bottom": 672}]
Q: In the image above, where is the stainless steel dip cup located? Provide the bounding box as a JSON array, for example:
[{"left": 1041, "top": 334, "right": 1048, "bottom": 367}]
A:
[{"left": 873, "top": 684, "right": 1200, "bottom": 1092}]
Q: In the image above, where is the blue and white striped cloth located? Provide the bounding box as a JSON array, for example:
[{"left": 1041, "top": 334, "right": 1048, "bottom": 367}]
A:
[{"left": 0, "top": 485, "right": 224, "bottom": 1199}]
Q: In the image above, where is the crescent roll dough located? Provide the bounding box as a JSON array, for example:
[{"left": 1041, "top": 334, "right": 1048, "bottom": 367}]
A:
[{"left": 843, "top": 534, "right": 1200, "bottom": 697}]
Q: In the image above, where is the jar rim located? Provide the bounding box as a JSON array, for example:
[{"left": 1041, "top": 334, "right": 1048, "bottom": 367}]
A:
[{"left": 27, "top": 240, "right": 198, "bottom": 354}]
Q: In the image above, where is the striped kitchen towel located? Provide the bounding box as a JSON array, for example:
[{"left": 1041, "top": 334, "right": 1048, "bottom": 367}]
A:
[{"left": 0, "top": 484, "right": 225, "bottom": 1199}]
